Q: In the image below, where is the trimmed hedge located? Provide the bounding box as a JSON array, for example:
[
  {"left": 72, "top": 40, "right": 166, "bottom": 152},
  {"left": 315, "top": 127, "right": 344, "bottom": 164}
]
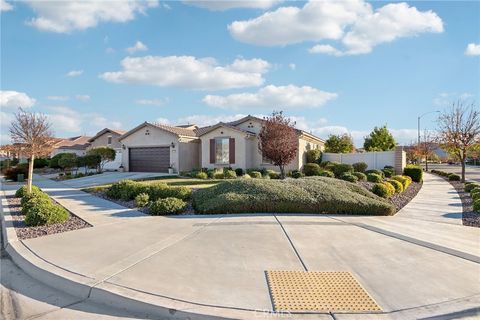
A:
[
  {"left": 365, "top": 169, "right": 384, "bottom": 178},
  {"left": 149, "top": 197, "right": 187, "bottom": 215},
  {"left": 193, "top": 177, "right": 395, "bottom": 216},
  {"left": 250, "top": 171, "right": 262, "bottom": 178},
  {"left": 304, "top": 163, "right": 322, "bottom": 176},
  {"left": 352, "top": 162, "right": 368, "bottom": 173},
  {"left": 448, "top": 173, "right": 460, "bottom": 181},
  {"left": 339, "top": 172, "right": 358, "bottom": 183},
  {"left": 15, "top": 185, "right": 41, "bottom": 198},
  {"left": 196, "top": 172, "right": 208, "bottom": 180},
  {"left": 20, "top": 189, "right": 69, "bottom": 226},
  {"left": 404, "top": 165, "right": 423, "bottom": 182},
  {"left": 387, "top": 179, "right": 404, "bottom": 193},
  {"left": 333, "top": 163, "right": 354, "bottom": 178},
  {"left": 382, "top": 167, "right": 395, "bottom": 178},
  {"left": 367, "top": 173, "right": 383, "bottom": 183},
  {"left": 372, "top": 183, "right": 395, "bottom": 198},
  {"left": 224, "top": 170, "right": 237, "bottom": 179},
  {"left": 319, "top": 170, "right": 335, "bottom": 178},
  {"left": 135, "top": 193, "right": 149, "bottom": 207},
  {"left": 391, "top": 175, "right": 412, "bottom": 189},
  {"left": 106, "top": 180, "right": 191, "bottom": 202},
  {"left": 473, "top": 199, "right": 480, "bottom": 213},
  {"left": 235, "top": 168, "right": 244, "bottom": 176},
  {"left": 465, "top": 183, "right": 480, "bottom": 192},
  {"left": 353, "top": 172, "right": 367, "bottom": 181},
  {"left": 290, "top": 170, "right": 304, "bottom": 179}
]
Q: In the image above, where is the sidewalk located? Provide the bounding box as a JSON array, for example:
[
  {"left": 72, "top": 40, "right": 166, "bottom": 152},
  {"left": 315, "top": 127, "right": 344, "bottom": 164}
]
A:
[{"left": 1, "top": 173, "right": 479, "bottom": 319}]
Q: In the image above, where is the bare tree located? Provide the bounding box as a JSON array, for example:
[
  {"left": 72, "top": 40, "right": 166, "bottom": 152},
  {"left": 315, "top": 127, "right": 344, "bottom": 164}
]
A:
[
  {"left": 437, "top": 101, "right": 480, "bottom": 182},
  {"left": 417, "top": 129, "right": 437, "bottom": 171},
  {"left": 258, "top": 111, "right": 298, "bottom": 179},
  {"left": 9, "top": 108, "right": 55, "bottom": 193}
]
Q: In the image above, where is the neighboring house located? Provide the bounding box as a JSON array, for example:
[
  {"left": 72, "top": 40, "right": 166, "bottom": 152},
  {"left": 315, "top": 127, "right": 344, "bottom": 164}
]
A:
[
  {"left": 51, "top": 136, "right": 91, "bottom": 157},
  {"left": 119, "top": 115, "right": 324, "bottom": 173},
  {"left": 87, "top": 128, "right": 126, "bottom": 170}
]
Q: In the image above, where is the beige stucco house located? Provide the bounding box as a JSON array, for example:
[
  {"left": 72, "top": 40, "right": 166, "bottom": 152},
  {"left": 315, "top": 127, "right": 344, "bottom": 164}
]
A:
[
  {"left": 87, "top": 128, "right": 126, "bottom": 170},
  {"left": 51, "top": 136, "right": 91, "bottom": 157},
  {"left": 119, "top": 116, "right": 324, "bottom": 173}
]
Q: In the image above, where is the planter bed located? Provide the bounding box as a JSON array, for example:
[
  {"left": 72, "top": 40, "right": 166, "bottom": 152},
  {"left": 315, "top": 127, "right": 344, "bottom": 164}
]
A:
[
  {"left": 5, "top": 195, "right": 91, "bottom": 240},
  {"left": 360, "top": 181, "right": 422, "bottom": 212}
]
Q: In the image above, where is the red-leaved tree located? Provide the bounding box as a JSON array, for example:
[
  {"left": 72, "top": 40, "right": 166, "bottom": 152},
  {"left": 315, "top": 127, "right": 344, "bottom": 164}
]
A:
[{"left": 258, "top": 111, "right": 298, "bottom": 179}]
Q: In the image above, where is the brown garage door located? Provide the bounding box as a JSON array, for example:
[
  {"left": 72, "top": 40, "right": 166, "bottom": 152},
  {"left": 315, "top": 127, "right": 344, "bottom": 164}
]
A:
[{"left": 129, "top": 147, "right": 170, "bottom": 172}]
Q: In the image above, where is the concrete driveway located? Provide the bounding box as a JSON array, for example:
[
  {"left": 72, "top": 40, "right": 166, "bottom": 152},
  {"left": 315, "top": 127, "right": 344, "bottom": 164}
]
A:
[
  {"left": 2, "top": 173, "right": 479, "bottom": 319},
  {"left": 56, "top": 172, "right": 172, "bottom": 189}
]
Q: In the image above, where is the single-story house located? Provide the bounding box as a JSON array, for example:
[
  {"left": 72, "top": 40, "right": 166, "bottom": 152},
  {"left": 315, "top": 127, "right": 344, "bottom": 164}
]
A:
[
  {"left": 51, "top": 136, "right": 91, "bottom": 157},
  {"left": 119, "top": 115, "right": 324, "bottom": 173},
  {"left": 87, "top": 128, "right": 126, "bottom": 170}
]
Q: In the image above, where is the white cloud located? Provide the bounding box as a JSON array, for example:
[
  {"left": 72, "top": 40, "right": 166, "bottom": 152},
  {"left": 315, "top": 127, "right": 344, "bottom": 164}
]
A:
[
  {"left": 465, "top": 43, "right": 480, "bottom": 56},
  {"left": 100, "top": 56, "right": 270, "bottom": 90},
  {"left": 47, "top": 95, "right": 69, "bottom": 101},
  {"left": 433, "top": 92, "right": 475, "bottom": 107},
  {"left": 203, "top": 84, "right": 337, "bottom": 109},
  {"left": 177, "top": 114, "right": 248, "bottom": 127},
  {"left": 229, "top": 0, "right": 443, "bottom": 55},
  {"left": 126, "top": 40, "right": 148, "bottom": 54},
  {"left": 288, "top": 63, "right": 296, "bottom": 70},
  {"left": 155, "top": 117, "right": 171, "bottom": 125},
  {"left": 75, "top": 94, "right": 91, "bottom": 102},
  {"left": 25, "top": 0, "right": 159, "bottom": 33},
  {"left": 0, "top": 111, "right": 14, "bottom": 128},
  {"left": 183, "top": 0, "right": 280, "bottom": 11},
  {"left": 67, "top": 70, "right": 83, "bottom": 77},
  {"left": 135, "top": 98, "right": 167, "bottom": 106},
  {"left": 1, "top": 0, "right": 13, "bottom": 11},
  {"left": 0, "top": 91, "right": 36, "bottom": 108}
]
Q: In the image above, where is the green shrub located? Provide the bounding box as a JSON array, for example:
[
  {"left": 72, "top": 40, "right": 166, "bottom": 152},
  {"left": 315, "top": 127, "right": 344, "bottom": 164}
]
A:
[
  {"left": 224, "top": 170, "right": 237, "bottom": 179},
  {"left": 404, "top": 165, "right": 423, "bottom": 182},
  {"left": 49, "top": 153, "right": 70, "bottom": 168},
  {"left": 387, "top": 179, "right": 404, "bottom": 193},
  {"left": 147, "top": 183, "right": 192, "bottom": 201},
  {"left": 106, "top": 180, "right": 144, "bottom": 201},
  {"left": 472, "top": 193, "right": 480, "bottom": 202},
  {"left": 196, "top": 172, "right": 208, "bottom": 180},
  {"left": 22, "top": 192, "right": 69, "bottom": 226},
  {"left": 372, "top": 183, "right": 394, "bottom": 198},
  {"left": 367, "top": 173, "right": 383, "bottom": 183},
  {"left": 135, "top": 193, "right": 149, "bottom": 207},
  {"left": 4, "top": 165, "right": 29, "bottom": 181},
  {"left": 391, "top": 175, "right": 412, "bottom": 189},
  {"left": 21, "top": 190, "right": 49, "bottom": 215},
  {"left": 470, "top": 187, "right": 480, "bottom": 198},
  {"left": 383, "top": 181, "right": 396, "bottom": 196},
  {"left": 291, "top": 170, "right": 304, "bottom": 179},
  {"left": 365, "top": 169, "right": 384, "bottom": 178},
  {"left": 353, "top": 172, "right": 367, "bottom": 181},
  {"left": 242, "top": 173, "right": 251, "bottom": 179},
  {"left": 213, "top": 172, "right": 224, "bottom": 179},
  {"left": 473, "top": 199, "right": 480, "bottom": 213},
  {"left": 250, "top": 171, "right": 262, "bottom": 179},
  {"left": 33, "top": 158, "right": 49, "bottom": 168},
  {"left": 193, "top": 178, "right": 395, "bottom": 216},
  {"left": 382, "top": 167, "right": 395, "bottom": 178},
  {"left": 304, "top": 163, "right": 321, "bottom": 176},
  {"left": 339, "top": 173, "right": 358, "bottom": 183},
  {"left": 15, "top": 185, "right": 41, "bottom": 198},
  {"left": 235, "top": 168, "right": 244, "bottom": 176},
  {"left": 319, "top": 170, "right": 335, "bottom": 178},
  {"left": 266, "top": 170, "right": 280, "bottom": 179},
  {"left": 206, "top": 170, "right": 215, "bottom": 179},
  {"left": 352, "top": 162, "right": 368, "bottom": 173},
  {"left": 320, "top": 161, "right": 340, "bottom": 172},
  {"left": 448, "top": 173, "right": 461, "bottom": 181},
  {"left": 306, "top": 149, "right": 322, "bottom": 164},
  {"left": 465, "top": 183, "right": 480, "bottom": 192},
  {"left": 149, "top": 197, "right": 187, "bottom": 215},
  {"left": 332, "top": 163, "right": 354, "bottom": 178}
]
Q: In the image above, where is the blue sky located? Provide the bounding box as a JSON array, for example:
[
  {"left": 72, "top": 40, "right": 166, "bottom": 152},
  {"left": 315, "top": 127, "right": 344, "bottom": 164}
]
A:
[{"left": 1, "top": 0, "right": 479, "bottom": 146}]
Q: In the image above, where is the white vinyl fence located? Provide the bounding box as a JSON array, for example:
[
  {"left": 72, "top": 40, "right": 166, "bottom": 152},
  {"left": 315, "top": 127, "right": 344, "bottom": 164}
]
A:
[{"left": 322, "top": 151, "right": 396, "bottom": 171}]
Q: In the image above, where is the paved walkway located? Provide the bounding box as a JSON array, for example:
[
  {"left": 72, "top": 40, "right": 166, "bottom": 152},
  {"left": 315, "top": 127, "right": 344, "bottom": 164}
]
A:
[{"left": 1, "top": 173, "right": 479, "bottom": 319}]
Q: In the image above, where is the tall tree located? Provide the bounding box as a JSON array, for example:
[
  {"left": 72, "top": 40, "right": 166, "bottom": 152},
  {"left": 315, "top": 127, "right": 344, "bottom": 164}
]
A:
[
  {"left": 437, "top": 101, "right": 480, "bottom": 182},
  {"left": 9, "top": 109, "right": 55, "bottom": 193},
  {"left": 258, "top": 111, "right": 298, "bottom": 179},
  {"left": 324, "top": 133, "right": 354, "bottom": 153},
  {"left": 416, "top": 129, "right": 436, "bottom": 171},
  {"left": 364, "top": 125, "right": 396, "bottom": 151}
]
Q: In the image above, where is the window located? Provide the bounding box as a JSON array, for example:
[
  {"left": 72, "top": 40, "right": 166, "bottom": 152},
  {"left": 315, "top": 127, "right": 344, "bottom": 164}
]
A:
[
  {"left": 215, "top": 138, "right": 229, "bottom": 164},
  {"left": 107, "top": 136, "right": 112, "bottom": 145}
]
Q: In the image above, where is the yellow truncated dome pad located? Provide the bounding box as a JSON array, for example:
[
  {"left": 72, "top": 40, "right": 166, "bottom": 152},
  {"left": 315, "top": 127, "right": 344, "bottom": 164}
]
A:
[{"left": 266, "top": 271, "right": 381, "bottom": 312}]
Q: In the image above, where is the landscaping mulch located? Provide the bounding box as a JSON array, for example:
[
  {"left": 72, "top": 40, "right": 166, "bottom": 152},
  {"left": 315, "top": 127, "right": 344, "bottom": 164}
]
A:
[
  {"left": 359, "top": 181, "right": 423, "bottom": 212},
  {"left": 5, "top": 196, "right": 91, "bottom": 240},
  {"left": 446, "top": 180, "right": 479, "bottom": 228}
]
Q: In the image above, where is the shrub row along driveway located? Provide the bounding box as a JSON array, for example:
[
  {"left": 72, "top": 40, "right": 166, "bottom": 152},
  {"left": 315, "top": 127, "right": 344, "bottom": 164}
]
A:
[{"left": 2, "top": 174, "right": 479, "bottom": 319}]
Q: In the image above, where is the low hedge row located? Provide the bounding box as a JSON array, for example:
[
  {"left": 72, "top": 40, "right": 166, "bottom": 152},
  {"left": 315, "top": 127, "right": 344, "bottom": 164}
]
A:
[
  {"left": 431, "top": 169, "right": 461, "bottom": 181},
  {"left": 193, "top": 177, "right": 395, "bottom": 216},
  {"left": 106, "top": 180, "right": 191, "bottom": 202},
  {"left": 17, "top": 187, "right": 69, "bottom": 226},
  {"left": 466, "top": 182, "right": 480, "bottom": 213},
  {"left": 404, "top": 165, "right": 423, "bottom": 182}
]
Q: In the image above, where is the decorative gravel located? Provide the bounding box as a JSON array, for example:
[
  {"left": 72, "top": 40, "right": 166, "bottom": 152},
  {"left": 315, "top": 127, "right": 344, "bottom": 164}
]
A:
[
  {"left": 446, "top": 180, "right": 479, "bottom": 228},
  {"left": 359, "top": 181, "right": 423, "bottom": 212},
  {"left": 5, "top": 196, "right": 91, "bottom": 240}
]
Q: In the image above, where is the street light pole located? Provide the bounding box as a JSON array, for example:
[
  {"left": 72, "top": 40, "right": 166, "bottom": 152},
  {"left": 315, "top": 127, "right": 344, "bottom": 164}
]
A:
[{"left": 417, "top": 110, "right": 440, "bottom": 168}]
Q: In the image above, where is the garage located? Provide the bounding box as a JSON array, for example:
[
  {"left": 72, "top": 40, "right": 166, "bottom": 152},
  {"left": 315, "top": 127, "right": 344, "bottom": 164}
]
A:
[{"left": 129, "top": 147, "right": 170, "bottom": 172}]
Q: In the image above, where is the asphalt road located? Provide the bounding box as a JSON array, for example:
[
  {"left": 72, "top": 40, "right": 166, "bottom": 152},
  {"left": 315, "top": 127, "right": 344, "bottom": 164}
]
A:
[{"left": 427, "top": 163, "right": 480, "bottom": 182}]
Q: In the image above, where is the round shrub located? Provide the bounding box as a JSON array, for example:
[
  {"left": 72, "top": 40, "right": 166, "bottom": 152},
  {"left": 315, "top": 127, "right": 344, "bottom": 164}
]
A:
[
  {"left": 196, "top": 172, "right": 208, "bottom": 180},
  {"left": 207, "top": 170, "right": 215, "bottom": 179},
  {"left": 382, "top": 167, "right": 395, "bottom": 178},
  {"left": 387, "top": 179, "right": 404, "bottom": 193},
  {"left": 304, "top": 163, "right": 321, "bottom": 176},
  {"left": 266, "top": 170, "right": 280, "bottom": 179},
  {"left": 135, "top": 193, "right": 149, "bottom": 207},
  {"left": 106, "top": 180, "right": 137, "bottom": 200},
  {"left": 473, "top": 199, "right": 480, "bottom": 213},
  {"left": 333, "top": 163, "right": 354, "bottom": 178},
  {"left": 213, "top": 172, "right": 224, "bottom": 179},
  {"left": 147, "top": 183, "right": 191, "bottom": 201},
  {"left": 339, "top": 173, "right": 358, "bottom": 183},
  {"left": 224, "top": 170, "right": 237, "bottom": 179},
  {"left": 470, "top": 187, "right": 480, "bottom": 198},
  {"left": 465, "top": 183, "right": 480, "bottom": 192},
  {"left": 21, "top": 189, "right": 49, "bottom": 214},
  {"left": 367, "top": 173, "right": 383, "bottom": 183},
  {"left": 235, "top": 168, "right": 244, "bottom": 176},
  {"left": 365, "top": 169, "right": 384, "bottom": 178},
  {"left": 15, "top": 185, "right": 41, "bottom": 198},
  {"left": 250, "top": 171, "right": 262, "bottom": 179},
  {"left": 448, "top": 173, "right": 460, "bottom": 181},
  {"left": 306, "top": 149, "right": 322, "bottom": 164},
  {"left": 320, "top": 161, "right": 340, "bottom": 172},
  {"left": 391, "top": 175, "right": 411, "bottom": 189},
  {"left": 404, "top": 165, "right": 423, "bottom": 182},
  {"left": 372, "top": 183, "right": 394, "bottom": 198},
  {"left": 291, "top": 170, "right": 304, "bottom": 179},
  {"left": 149, "top": 197, "right": 187, "bottom": 215},
  {"left": 242, "top": 173, "right": 251, "bottom": 179},
  {"left": 24, "top": 196, "right": 69, "bottom": 226},
  {"left": 319, "top": 170, "right": 335, "bottom": 178},
  {"left": 383, "top": 181, "right": 396, "bottom": 196},
  {"left": 472, "top": 193, "right": 480, "bottom": 202},
  {"left": 353, "top": 172, "right": 367, "bottom": 181},
  {"left": 352, "top": 162, "right": 368, "bottom": 173}
]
